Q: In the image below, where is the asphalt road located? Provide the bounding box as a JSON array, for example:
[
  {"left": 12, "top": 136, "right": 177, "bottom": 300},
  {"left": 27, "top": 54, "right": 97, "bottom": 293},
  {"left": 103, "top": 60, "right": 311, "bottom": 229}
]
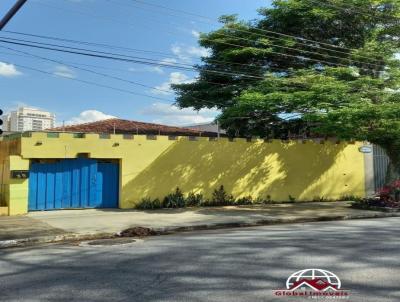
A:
[{"left": 0, "top": 218, "right": 399, "bottom": 302}]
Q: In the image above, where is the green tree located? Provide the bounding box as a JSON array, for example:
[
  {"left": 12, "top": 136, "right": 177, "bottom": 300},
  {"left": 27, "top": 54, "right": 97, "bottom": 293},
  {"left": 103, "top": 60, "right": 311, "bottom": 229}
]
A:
[{"left": 172, "top": 0, "right": 400, "bottom": 179}]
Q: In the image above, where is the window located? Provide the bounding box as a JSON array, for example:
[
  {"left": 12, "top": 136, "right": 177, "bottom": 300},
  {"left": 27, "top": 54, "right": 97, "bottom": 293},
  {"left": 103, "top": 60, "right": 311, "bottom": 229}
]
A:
[
  {"left": 47, "top": 132, "right": 60, "bottom": 138},
  {"left": 123, "top": 134, "right": 134, "bottom": 140},
  {"left": 32, "top": 120, "right": 43, "bottom": 131},
  {"left": 73, "top": 133, "right": 85, "bottom": 138},
  {"left": 146, "top": 135, "right": 157, "bottom": 140},
  {"left": 99, "top": 134, "right": 111, "bottom": 139}
]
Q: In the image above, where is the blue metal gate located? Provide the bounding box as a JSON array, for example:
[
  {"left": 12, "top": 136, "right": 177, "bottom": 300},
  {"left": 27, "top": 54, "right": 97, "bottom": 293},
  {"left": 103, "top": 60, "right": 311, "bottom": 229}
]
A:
[{"left": 28, "top": 158, "right": 119, "bottom": 211}]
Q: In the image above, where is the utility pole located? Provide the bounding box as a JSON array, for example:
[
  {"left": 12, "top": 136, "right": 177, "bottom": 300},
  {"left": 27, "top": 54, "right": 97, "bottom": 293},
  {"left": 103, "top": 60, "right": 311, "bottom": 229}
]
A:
[{"left": 0, "top": 0, "right": 28, "bottom": 30}]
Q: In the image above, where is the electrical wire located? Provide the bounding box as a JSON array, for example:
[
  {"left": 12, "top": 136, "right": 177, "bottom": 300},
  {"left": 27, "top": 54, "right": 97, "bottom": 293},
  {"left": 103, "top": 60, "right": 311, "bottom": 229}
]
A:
[
  {"left": 128, "top": 0, "right": 389, "bottom": 64},
  {"left": 0, "top": 35, "right": 383, "bottom": 78}
]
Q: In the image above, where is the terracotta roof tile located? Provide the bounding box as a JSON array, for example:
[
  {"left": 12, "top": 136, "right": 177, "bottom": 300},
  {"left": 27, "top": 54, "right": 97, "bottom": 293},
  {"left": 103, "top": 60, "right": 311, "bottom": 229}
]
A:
[{"left": 49, "top": 118, "right": 218, "bottom": 137}]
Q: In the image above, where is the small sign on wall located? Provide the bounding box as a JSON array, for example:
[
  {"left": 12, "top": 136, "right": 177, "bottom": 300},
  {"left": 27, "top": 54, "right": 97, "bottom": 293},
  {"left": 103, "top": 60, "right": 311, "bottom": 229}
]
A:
[
  {"left": 359, "top": 146, "right": 373, "bottom": 154},
  {"left": 10, "top": 170, "right": 29, "bottom": 179}
]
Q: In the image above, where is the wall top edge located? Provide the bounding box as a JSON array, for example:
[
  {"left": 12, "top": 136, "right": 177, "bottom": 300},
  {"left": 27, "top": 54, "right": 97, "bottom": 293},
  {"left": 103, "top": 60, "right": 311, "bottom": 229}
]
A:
[{"left": 0, "top": 131, "right": 371, "bottom": 146}]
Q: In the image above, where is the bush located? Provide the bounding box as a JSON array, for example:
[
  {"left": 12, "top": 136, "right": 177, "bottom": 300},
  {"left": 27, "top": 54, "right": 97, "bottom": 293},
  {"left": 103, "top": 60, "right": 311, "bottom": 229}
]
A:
[
  {"left": 252, "top": 195, "right": 274, "bottom": 204},
  {"left": 136, "top": 197, "right": 162, "bottom": 210},
  {"left": 162, "top": 187, "right": 186, "bottom": 208},
  {"left": 235, "top": 196, "right": 253, "bottom": 205},
  {"left": 377, "top": 180, "right": 400, "bottom": 202},
  {"left": 186, "top": 192, "right": 204, "bottom": 207},
  {"left": 338, "top": 195, "right": 363, "bottom": 202},
  {"left": 203, "top": 185, "right": 235, "bottom": 206}
]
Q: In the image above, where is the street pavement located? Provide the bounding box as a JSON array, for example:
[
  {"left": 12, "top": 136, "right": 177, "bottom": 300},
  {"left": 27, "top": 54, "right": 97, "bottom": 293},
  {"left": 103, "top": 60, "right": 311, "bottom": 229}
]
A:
[{"left": 0, "top": 217, "right": 399, "bottom": 302}]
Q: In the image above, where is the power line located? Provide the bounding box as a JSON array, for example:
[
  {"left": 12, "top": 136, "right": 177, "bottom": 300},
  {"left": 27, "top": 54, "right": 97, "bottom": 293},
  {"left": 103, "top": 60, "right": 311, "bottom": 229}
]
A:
[
  {"left": 128, "top": 0, "right": 388, "bottom": 63},
  {"left": 1, "top": 44, "right": 331, "bottom": 113},
  {"left": 0, "top": 38, "right": 271, "bottom": 79},
  {"left": 0, "top": 33, "right": 383, "bottom": 77},
  {"left": 110, "top": 0, "right": 385, "bottom": 69},
  {"left": 1, "top": 58, "right": 176, "bottom": 102},
  {"left": 0, "top": 0, "right": 27, "bottom": 30},
  {"left": 2, "top": 30, "right": 265, "bottom": 72},
  {"left": 36, "top": 0, "right": 384, "bottom": 66},
  {"left": 307, "top": 0, "right": 397, "bottom": 20},
  {"left": 0, "top": 44, "right": 237, "bottom": 108}
]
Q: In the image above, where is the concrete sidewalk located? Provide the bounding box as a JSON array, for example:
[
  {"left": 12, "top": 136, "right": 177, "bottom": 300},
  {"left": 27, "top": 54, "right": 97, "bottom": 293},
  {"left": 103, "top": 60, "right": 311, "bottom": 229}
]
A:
[{"left": 0, "top": 201, "right": 398, "bottom": 248}]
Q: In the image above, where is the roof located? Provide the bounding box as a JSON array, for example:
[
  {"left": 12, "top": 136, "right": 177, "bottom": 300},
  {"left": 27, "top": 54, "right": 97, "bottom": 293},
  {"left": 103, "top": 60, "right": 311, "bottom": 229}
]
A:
[{"left": 49, "top": 118, "right": 219, "bottom": 137}]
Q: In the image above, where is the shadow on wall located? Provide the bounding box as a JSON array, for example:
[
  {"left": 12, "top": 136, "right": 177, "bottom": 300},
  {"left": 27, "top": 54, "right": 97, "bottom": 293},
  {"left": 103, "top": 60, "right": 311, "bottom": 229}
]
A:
[{"left": 122, "top": 140, "right": 362, "bottom": 207}]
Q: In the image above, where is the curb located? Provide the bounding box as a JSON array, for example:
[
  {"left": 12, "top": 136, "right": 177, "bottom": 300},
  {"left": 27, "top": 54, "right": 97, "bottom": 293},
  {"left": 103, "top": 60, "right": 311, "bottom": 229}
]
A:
[{"left": 1, "top": 212, "right": 399, "bottom": 249}]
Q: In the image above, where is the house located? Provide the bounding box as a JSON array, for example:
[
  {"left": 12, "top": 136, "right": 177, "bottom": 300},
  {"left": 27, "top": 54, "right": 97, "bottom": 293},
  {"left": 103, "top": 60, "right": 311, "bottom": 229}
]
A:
[
  {"left": 0, "top": 118, "right": 374, "bottom": 216},
  {"left": 50, "top": 118, "right": 220, "bottom": 137}
]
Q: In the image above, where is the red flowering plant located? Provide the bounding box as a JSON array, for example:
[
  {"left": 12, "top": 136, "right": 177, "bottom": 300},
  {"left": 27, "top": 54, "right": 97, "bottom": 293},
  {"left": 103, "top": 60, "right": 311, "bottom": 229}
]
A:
[
  {"left": 370, "top": 180, "right": 400, "bottom": 208},
  {"left": 353, "top": 180, "right": 400, "bottom": 210}
]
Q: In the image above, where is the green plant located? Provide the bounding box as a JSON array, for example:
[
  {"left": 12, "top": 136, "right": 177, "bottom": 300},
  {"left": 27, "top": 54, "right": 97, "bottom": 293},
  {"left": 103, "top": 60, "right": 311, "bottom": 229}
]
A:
[
  {"left": 186, "top": 192, "right": 204, "bottom": 207},
  {"left": 288, "top": 195, "right": 296, "bottom": 203},
  {"left": 162, "top": 187, "right": 186, "bottom": 208},
  {"left": 135, "top": 197, "right": 162, "bottom": 210},
  {"left": 172, "top": 0, "right": 400, "bottom": 184},
  {"left": 312, "top": 196, "right": 330, "bottom": 202},
  {"left": 235, "top": 196, "right": 253, "bottom": 205},
  {"left": 339, "top": 195, "right": 364, "bottom": 202},
  {"left": 204, "top": 185, "right": 235, "bottom": 206}
]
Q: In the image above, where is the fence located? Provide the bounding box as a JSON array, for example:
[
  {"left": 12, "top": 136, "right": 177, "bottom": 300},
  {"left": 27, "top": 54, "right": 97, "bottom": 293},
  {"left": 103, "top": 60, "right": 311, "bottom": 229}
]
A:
[{"left": 373, "top": 145, "right": 390, "bottom": 192}]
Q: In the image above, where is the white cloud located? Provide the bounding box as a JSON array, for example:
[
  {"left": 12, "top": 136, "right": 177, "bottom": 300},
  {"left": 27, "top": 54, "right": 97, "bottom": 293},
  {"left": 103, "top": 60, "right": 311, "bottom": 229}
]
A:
[
  {"left": 146, "top": 66, "right": 165, "bottom": 74},
  {"left": 141, "top": 102, "right": 220, "bottom": 126},
  {"left": 53, "top": 65, "right": 76, "bottom": 79},
  {"left": 152, "top": 72, "right": 194, "bottom": 95},
  {"left": 186, "top": 46, "right": 210, "bottom": 57},
  {"left": 65, "top": 110, "right": 116, "bottom": 125},
  {"left": 191, "top": 30, "right": 200, "bottom": 38},
  {"left": 171, "top": 44, "right": 210, "bottom": 63},
  {"left": 160, "top": 58, "right": 178, "bottom": 65},
  {"left": 139, "top": 58, "right": 178, "bottom": 75},
  {"left": 0, "top": 62, "right": 22, "bottom": 77}
]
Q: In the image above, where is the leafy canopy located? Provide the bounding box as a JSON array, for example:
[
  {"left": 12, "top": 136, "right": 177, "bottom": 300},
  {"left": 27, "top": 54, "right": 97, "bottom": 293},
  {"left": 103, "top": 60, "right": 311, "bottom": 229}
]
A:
[{"left": 172, "top": 0, "right": 400, "bottom": 163}]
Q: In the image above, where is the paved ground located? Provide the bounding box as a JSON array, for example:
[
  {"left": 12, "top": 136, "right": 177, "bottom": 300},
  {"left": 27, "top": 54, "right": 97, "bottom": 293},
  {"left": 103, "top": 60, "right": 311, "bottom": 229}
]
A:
[
  {"left": 0, "top": 216, "right": 65, "bottom": 240},
  {"left": 0, "top": 217, "right": 399, "bottom": 302},
  {"left": 26, "top": 201, "right": 395, "bottom": 234}
]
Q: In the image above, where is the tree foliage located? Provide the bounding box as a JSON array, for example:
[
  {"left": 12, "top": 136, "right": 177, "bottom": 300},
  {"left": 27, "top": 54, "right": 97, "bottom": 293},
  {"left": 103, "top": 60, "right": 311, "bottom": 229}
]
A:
[{"left": 172, "top": 0, "right": 400, "bottom": 176}]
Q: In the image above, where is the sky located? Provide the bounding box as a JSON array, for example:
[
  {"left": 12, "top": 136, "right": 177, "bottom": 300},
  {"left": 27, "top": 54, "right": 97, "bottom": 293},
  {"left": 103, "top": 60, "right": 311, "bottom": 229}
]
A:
[{"left": 0, "top": 0, "right": 271, "bottom": 126}]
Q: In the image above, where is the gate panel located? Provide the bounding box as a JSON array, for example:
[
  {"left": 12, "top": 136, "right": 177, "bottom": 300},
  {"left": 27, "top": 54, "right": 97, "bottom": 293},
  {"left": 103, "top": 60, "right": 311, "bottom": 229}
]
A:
[{"left": 28, "top": 159, "right": 119, "bottom": 210}]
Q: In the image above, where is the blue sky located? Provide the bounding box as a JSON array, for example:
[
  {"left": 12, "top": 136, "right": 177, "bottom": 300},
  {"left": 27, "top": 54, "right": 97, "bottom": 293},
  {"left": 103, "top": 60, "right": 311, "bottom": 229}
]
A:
[{"left": 0, "top": 0, "right": 270, "bottom": 126}]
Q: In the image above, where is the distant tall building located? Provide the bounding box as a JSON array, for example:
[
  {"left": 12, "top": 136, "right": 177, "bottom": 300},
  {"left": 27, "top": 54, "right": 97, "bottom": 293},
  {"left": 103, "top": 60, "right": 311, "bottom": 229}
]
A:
[{"left": 3, "top": 107, "right": 55, "bottom": 132}]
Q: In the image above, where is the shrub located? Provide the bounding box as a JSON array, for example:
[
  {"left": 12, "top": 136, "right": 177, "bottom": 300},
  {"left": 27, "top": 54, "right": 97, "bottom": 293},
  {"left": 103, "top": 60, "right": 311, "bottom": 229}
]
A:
[
  {"left": 377, "top": 180, "right": 400, "bottom": 202},
  {"left": 136, "top": 197, "right": 162, "bottom": 210},
  {"left": 338, "top": 195, "right": 363, "bottom": 202},
  {"left": 288, "top": 195, "right": 296, "bottom": 202},
  {"left": 253, "top": 195, "right": 274, "bottom": 204},
  {"left": 186, "top": 192, "right": 204, "bottom": 207},
  {"left": 203, "top": 185, "right": 235, "bottom": 206},
  {"left": 162, "top": 187, "right": 186, "bottom": 208},
  {"left": 235, "top": 196, "right": 253, "bottom": 205}
]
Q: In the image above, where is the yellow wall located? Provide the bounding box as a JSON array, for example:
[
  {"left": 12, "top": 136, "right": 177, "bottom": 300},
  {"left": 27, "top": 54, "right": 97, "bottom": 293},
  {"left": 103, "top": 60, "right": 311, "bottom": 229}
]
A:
[
  {"left": 8, "top": 155, "right": 30, "bottom": 215},
  {"left": 0, "top": 132, "right": 367, "bottom": 214},
  {"left": 0, "top": 138, "right": 23, "bottom": 215}
]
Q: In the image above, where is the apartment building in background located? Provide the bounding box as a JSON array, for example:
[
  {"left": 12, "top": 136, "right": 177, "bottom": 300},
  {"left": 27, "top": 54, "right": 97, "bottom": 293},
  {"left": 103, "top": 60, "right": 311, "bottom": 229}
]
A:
[{"left": 2, "top": 107, "right": 56, "bottom": 132}]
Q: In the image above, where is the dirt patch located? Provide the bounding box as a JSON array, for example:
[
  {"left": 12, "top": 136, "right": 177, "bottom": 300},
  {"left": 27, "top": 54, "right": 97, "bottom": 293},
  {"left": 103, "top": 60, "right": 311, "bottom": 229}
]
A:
[{"left": 119, "top": 227, "right": 159, "bottom": 237}]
